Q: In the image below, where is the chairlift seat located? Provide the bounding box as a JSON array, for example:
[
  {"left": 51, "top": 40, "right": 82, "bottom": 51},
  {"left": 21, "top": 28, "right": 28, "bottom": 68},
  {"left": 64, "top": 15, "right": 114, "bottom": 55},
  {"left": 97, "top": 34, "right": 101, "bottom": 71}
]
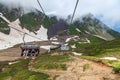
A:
[
  {"left": 20, "top": 42, "right": 40, "bottom": 56},
  {"left": 20, "top": 42, "right": 39, "bottom": 49}
]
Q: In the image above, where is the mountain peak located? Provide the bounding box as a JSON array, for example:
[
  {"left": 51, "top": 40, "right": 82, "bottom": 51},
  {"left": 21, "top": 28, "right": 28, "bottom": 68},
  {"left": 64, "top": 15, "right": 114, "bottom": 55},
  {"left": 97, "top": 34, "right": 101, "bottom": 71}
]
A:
[
  {"left": 81, "top": 13, "right": 95, "bottom": 19},
  {"left": 73, "top": 13, "right": 120, "bottom": 40}
]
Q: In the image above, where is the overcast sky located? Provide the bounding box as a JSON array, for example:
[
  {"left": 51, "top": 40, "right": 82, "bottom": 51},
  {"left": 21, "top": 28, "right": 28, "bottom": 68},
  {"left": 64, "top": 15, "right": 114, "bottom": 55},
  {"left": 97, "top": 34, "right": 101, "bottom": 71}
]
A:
[{"left": 0, "top": 0, "right": 120, "bottom": 32}]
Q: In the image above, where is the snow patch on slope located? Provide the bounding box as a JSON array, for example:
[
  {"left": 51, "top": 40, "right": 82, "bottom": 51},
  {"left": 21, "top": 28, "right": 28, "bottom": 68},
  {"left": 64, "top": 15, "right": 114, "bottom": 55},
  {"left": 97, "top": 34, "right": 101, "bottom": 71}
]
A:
[
  {"left": 0, "top": 13, "right": 10, "bottom": 23},
  {"left": 76, "top": 28, "right": 81, "bottom": 32},
  {"left": 101, "top": 57, "right": 118, "bottom": 60},
  {"left": 93, "top": 35, "right": 107, "bottom": 40},
  {"left": 85, "top": 30, "right": 107, "bottom": 40},
  {"left": 71, "top": 44, "right": 76, "bottom": 48},
  {"left": 65, "top": 36, "right": 79, "bottom": 42},
  {"left": 41, "top": 45, "right": 51, "bottom": 50},
  {"left": 72, "top": 52, "right": 82, "bottom": 56},
  {"left": 0, "top": 13, "right": 48, "bottom": 50}
]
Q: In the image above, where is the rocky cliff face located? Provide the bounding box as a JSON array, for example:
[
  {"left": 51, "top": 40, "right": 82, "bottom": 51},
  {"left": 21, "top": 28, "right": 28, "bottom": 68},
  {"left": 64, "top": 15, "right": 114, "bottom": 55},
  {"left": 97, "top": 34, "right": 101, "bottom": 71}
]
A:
[{"left": 72, "top": 13, "right": 120, "bottom": 40}]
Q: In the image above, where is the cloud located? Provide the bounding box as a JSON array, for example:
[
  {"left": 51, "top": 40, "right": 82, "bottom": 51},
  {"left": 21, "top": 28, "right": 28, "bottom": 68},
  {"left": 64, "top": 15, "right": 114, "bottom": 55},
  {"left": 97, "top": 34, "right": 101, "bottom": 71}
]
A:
[{"left": 0, "top": 0, "right": 120, "bottom": 31}]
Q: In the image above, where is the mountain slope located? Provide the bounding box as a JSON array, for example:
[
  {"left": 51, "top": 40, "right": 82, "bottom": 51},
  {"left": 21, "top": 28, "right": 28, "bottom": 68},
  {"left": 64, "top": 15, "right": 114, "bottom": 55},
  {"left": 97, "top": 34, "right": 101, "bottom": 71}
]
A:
[
  {"left": 0, "top": 12, "right": 48, "bottom": 50},
  {"left": 0, "top": 3, "right": 23, "bottom": 21},
  {"left": 0, "top": 17, "right": 10, "bottom": 34},
  {"left": 0, "top": 53, "right": 119, "bottom": 80},
  {"left": 0, "top": 4, "right": 64, "bottom": 49},
  {"left": 72, "top": 37, "right": 120, "bottom": 57},
  {"left": 72, "top": 13, "right": 120, "bottom": 40},
  {"left": 0, "top": 3, "right": 120, "bottom": 50},
  {"left": 47, "top": 19, "right": 69, "bottom": 39},
  {"left": 0, "top": 3, "right": 50, "bottom": 31}
]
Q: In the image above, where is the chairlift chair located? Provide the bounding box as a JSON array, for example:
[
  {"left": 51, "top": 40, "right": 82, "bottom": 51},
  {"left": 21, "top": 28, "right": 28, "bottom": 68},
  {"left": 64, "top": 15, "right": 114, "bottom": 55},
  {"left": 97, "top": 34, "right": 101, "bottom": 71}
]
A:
[{"left": 20, "top": 42, "right": 40, "bottom": 56}]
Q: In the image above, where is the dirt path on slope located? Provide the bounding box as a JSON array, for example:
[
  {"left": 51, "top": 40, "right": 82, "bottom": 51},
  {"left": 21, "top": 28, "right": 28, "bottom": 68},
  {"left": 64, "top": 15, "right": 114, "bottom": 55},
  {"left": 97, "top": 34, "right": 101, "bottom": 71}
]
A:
[
  {"left": 29, "top": 56, "right": 119, "bottom": 80},
  {"left": 0, "top": 47, "right": 21, "bottom": 61},
  {"left": 56, "top": 56, "right": 119, "bottom": 80},
  {"left": 0, "top": 41, "right": 120, "bottom": 80}
]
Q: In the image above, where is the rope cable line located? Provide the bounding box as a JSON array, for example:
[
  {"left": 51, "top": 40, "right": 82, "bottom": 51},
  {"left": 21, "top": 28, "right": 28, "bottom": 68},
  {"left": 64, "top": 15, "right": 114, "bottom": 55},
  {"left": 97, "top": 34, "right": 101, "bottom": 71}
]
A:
[
  {"left": 37, "top": 0, "right": 46, "bottom": 24},
  {"left": 1, "top": 0, "right": 80, "bottom": 43},
  {"left": 70, "top": 0, "right": 80, "bottom": 24},
  {"left": 19, "top": 0, "right": 47, "bottom": 42},
  {"left": 10, "top": 0, "right": 47, "bottom": 42},
  {"left": 10, "top": 26, "right": 44, "bottom": 41},
  {"left": 37, "top": 0, "right": 46, "bottom": 15}
]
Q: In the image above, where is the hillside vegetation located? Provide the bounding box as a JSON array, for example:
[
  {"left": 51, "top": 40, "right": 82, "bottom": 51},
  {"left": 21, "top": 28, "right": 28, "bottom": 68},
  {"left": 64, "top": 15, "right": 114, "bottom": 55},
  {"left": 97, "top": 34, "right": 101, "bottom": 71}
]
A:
[
  {"left": 0, "top": 3, "right": 120, "bottom": 80},
  {"left": 0, "top": 39, "right": 120, "bottom": 79},
  {"left": 0, "top": 18, "right": 10, "bottom": 34},
  {"left": 69, "top": 36, "right": 120, "bottom": 73},
  {"left": 20, "top": 11, "right": 58, "bottom": 31},
  {"left": 32, "top": 53, "right": 70, "bottom": 70},
  {"left": 0, "top": 3, "right": 22, "bottom": 21},
  {"left": 71, "top": 37, "right": 120, "bottom": 58},
  {"left": 0, "top": 59, "right": 50, "bottom": 80},
  {"left": 20, "top": 12, "right": 43, "bottom": 31},
  {"left": 1, "top": 3, "right": 120, "bottom": 41},
  {"left": 0, "top": 53, "right": 72, "bottom": 80},
  {"left": 72, "top": 13, "right": 120, "bottom": 40}
]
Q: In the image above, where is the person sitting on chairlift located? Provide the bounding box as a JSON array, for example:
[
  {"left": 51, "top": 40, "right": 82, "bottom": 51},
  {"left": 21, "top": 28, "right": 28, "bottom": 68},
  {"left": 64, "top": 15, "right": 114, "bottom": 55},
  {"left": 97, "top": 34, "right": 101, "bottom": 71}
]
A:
[
  {"left": 30, "top": 48, "right": 36, "bottom": 57},
  {"left": 23, "top": 48, "right": 29, "bottom": 59}
]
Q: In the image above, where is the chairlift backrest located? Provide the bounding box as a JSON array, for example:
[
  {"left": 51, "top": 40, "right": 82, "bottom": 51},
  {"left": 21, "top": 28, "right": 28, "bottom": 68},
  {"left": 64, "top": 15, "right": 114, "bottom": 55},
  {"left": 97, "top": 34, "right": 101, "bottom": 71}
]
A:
[
  {"left": 20, "top": 42, "right": 40, "bottom": 56},
  {"left": 20, "top": 42, "right": 39, "bottom": 49}
]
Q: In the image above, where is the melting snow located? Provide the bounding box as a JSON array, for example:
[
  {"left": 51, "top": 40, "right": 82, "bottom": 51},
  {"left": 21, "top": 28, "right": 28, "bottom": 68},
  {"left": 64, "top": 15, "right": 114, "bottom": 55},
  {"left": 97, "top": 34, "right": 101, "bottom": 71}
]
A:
[
  {"left": 0, "top": 13, "right": 10, "bottom": 23},
  {"left": 93, "top": 35, "right": 107, "bottom": 40},
  {"left": 85, "top": 38, "right": 90, "bottom": 43},
  {"left": 71, "top": 44, "right": 76, "bottom": 48},
  {"left": 50, "top": 37, "right": 58, "bottom": 40},
  {"left": 66, "top": 38, "right": 71, "bottom": 43},
  {"left": 72, "top": 52, "right": 82, "bottom": 56},
  {"left": 101, "top": 57, "right": 118, "bottom": 60},
  {"left": 51, "top": 42, "right": 60, "bottom": 45},
  {"left": 8, "top": 61, "right": 19, "bottom": 65},
  {"left": 0, "top": 13, "right": 48, "bottom": 50},
  {"left": 40, "top": 45, "right": 51, "bottom": 50},
  {"left": 66, "top": 36, "right": 79, "bottom": 42},
  {"left": 76, "top": 28, "right": 81, "bottom": 32},
  {"left": 85, "top": 30, "right": 107, "bottom": 40}
]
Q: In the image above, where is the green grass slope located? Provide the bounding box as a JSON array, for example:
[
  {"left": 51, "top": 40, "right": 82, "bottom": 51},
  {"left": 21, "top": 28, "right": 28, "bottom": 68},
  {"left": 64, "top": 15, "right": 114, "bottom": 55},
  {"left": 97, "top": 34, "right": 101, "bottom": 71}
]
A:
[
  {"left": 0, "top": 59, "right": 49, "bottom": 80},
  {"left": 20, "top": 12, "right": 43, "bottom": 31},
  {"left": 20, "top": 11, "right": 58, "bottom": 31},
  {"left": 72, "top": 14, "right": 120, "bottom": 40},
  {"left": 0, "top": 18, "right": 10, "bottom": 34},
  {"left": 0, "top": 53, "right": 72, "bottom": 80},
  {"left": 73, "top": 37, "right": 120, "bottom": 57},
  {"left": 33, "top": 53, "right": 71, "bottom": 70}
]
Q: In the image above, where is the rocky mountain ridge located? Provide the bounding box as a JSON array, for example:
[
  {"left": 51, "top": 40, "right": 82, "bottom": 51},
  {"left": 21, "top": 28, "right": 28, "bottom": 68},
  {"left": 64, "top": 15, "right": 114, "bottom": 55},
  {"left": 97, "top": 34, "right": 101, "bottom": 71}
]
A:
[{"left": 0, "top": 3, "right": 120, "bottom": 49}]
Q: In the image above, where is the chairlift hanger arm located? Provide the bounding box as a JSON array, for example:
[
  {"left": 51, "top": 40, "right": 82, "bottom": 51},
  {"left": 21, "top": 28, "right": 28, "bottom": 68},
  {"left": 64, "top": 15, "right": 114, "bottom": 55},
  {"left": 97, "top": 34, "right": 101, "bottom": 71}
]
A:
[{"left": 23, "top": 33, "right": 27, "bottom": 45}]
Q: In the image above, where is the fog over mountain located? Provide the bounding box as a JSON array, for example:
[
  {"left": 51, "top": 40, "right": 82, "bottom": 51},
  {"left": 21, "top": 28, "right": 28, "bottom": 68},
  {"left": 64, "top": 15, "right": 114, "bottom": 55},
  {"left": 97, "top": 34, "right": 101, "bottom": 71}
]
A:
[{"left": 0, "top": 0, "right": 120, "bottom": 32}]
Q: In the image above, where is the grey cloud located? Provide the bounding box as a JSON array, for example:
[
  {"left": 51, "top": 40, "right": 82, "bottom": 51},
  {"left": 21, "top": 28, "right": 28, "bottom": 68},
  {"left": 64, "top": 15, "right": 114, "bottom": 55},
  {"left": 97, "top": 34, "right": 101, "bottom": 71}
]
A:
[{"left": 0, "top": 0, "right": 120, "bottom": 31}]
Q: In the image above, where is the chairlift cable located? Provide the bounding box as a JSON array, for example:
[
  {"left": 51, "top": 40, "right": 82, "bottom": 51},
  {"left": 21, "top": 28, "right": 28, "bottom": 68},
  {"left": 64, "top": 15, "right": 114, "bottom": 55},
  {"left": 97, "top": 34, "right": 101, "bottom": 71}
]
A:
[
  {"left": 8, "top": 0, "right": 47, "bottom": 43},
  {"left": 37, "top": 0, "right": 45, "bottom": 14},
  {"left": 5, "top": 0, "right": 80, "bottom": 44},
  {"left": 37, "top": 0, "right": 46, "bottom": 23},
  {"left": 10, "top": 26, "right": 44, "bottom": 41},
  {"left": 70, "top": 0, "right": 80, "bottom": 24}
]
